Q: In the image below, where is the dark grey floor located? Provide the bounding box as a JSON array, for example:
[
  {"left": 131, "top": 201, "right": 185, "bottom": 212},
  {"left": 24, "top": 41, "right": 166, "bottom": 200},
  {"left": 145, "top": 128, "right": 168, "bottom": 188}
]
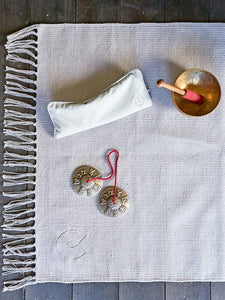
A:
[{"left": 1, "top": 0, "right": 225, "bottom": 299}]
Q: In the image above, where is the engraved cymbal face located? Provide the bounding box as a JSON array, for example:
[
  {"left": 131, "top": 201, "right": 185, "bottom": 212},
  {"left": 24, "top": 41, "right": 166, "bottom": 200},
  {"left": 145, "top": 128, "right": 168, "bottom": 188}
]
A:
[
  {"left": 172, "top": 69, "right": 221, "bottom": 117},
  {"left": 99, "top": 186, "right": 129, "bottom": 217},
  {"left": 72, "top": 165, "right": 103, "bottom": 197}
]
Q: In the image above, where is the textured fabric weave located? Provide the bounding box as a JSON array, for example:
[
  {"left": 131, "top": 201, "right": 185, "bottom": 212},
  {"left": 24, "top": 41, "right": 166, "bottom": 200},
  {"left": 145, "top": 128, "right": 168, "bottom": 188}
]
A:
[{"left": 35, "top": 23, "right": 225, "bottom": 282}]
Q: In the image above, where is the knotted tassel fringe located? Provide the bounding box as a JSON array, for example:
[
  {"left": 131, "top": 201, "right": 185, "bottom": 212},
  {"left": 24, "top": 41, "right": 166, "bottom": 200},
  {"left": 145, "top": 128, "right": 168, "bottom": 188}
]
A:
[{"left": 2, "top": 24, "right": 38, "bottom": 292}]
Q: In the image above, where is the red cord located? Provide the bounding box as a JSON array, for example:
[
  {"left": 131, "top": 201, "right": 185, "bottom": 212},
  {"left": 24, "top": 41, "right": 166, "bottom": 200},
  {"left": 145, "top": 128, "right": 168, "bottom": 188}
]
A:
[{"left": 87, "top": 150, "right": 119, "bottom": 204}]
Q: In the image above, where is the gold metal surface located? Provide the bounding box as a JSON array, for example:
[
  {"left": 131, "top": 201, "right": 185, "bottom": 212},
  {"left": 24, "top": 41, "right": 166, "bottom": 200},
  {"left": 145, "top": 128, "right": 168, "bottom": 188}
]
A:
[
  {"left": 99, "top": 186, "right": 129, "bottom": 217},
  {"left": 172, "top": 69, "right": 221, "bottom": 117},
  {"left": 72, "top": 165, "right": 103, "bottom": 197}
]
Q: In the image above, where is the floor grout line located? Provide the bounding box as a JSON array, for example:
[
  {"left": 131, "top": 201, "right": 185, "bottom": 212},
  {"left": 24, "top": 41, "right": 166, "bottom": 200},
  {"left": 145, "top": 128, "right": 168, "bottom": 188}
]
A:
[
  {"left": 23, "top": 287, "right": 26, "bottom": 300},
  {"left": 210, "top": 282, "right": 212, "bottom": 300},
  {"left": 164, "top": 282, "right": 166, "bottom": 300},
  {"left": 71, "top": 283, "right": 73, "bottom": 300},
  {"left": 119, "top": 0, "right": 122, "bottom": 23},
  {"left": 74, "top": 0, "right": 77, "bottom": 23},
  {"left": 163, "top": 0, "right": 165, "bottom": 23}
]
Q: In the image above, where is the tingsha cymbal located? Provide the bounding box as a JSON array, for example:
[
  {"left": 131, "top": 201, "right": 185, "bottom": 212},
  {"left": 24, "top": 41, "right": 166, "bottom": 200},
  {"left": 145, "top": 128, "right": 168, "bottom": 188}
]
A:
[
  {"left": 99, "top": 186, "right": 129, "bottom": 217},
  {"left": 72, "top": 165, "right": 103, "bottom": 197}
]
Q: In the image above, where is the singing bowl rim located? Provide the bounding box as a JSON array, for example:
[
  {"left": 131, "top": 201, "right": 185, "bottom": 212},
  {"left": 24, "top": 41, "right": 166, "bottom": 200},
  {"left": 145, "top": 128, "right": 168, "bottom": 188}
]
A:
[{"left": 172, "top": 68, "right": 221, "bottom": 117}]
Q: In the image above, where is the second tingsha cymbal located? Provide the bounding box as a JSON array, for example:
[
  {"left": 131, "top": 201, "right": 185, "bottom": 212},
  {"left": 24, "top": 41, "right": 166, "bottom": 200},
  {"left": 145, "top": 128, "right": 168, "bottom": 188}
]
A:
[{"left": 99, "top": 186, "right": 129, "bottom": 217}]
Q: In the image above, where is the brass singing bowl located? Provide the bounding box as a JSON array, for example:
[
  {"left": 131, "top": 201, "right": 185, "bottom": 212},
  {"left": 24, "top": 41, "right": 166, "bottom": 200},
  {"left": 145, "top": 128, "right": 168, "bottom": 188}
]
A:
[{"left": 172, "top": 69, "right": 221, "bottom": 117}]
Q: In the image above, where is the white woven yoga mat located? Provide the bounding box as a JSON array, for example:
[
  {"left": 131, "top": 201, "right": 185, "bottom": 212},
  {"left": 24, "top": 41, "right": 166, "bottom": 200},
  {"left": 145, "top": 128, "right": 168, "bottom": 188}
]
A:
[{"left": 3, "top": 23, "right": 225, "bottom": 291}]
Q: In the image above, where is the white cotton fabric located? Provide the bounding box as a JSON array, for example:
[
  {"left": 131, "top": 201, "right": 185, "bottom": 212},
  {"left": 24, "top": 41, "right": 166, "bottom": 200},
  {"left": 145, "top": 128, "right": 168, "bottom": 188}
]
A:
[
  {"left": 35, "top": 23, "right": 225, "bottom": 283},
  {"left": 47, "top": 69, "right": 152, "bottom": 138}
]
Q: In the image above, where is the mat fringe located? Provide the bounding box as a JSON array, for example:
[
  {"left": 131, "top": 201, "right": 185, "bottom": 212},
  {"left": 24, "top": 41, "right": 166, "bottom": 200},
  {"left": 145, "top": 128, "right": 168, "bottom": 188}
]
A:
[{"left": 2, "top": 24, "right": 38, "bottom": 292}]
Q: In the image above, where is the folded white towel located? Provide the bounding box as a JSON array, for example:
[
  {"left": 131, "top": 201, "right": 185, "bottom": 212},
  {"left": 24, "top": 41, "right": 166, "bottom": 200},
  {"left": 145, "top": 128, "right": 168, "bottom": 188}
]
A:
[{"left": 47, "top": 69, "right": 152, "bottom": 138}]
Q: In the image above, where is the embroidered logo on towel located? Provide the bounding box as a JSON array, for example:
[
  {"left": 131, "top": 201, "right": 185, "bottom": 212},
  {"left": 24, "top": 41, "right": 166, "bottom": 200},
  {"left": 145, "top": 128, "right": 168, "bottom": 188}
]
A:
[{"left": 56, "top": 230, "right": 87, "bottom": 260}]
